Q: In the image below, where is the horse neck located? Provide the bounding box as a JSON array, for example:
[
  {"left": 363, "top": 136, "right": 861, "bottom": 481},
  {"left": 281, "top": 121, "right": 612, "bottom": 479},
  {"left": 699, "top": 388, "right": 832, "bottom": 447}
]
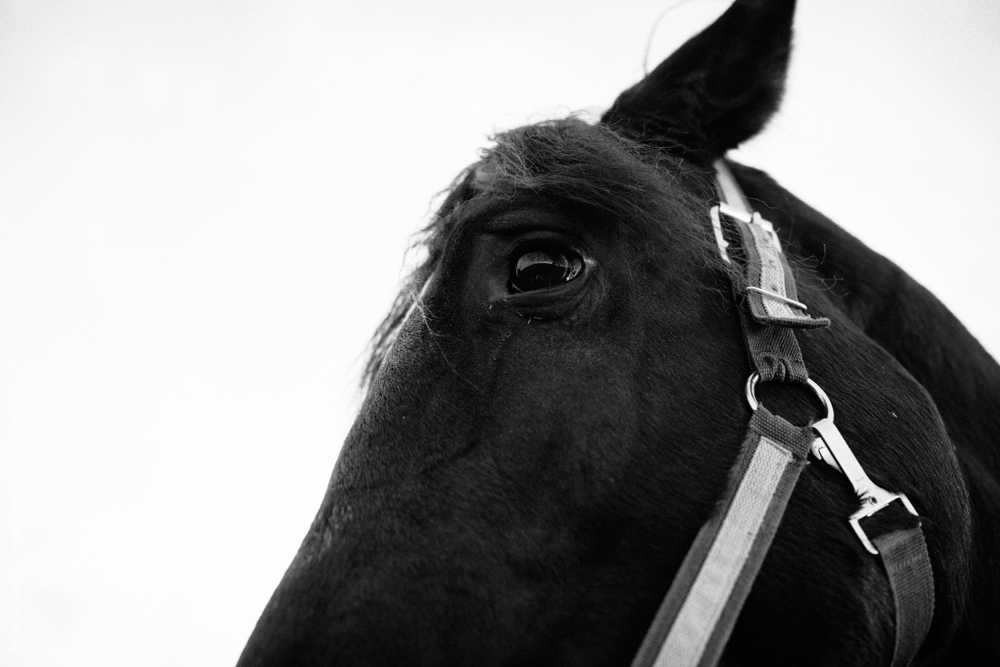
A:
[{"left": 729, "top": 162, "right": 1000, "bottom": 662}]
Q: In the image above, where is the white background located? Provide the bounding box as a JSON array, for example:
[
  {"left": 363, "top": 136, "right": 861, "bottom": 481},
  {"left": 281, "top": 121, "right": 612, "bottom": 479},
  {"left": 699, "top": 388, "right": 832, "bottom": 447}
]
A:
[{"left": 1, "top": 1, "right": 998, "bottom": 665}]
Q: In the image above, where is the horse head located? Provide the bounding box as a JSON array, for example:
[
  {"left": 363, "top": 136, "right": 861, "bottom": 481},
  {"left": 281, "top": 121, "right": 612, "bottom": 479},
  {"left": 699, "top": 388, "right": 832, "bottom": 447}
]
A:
[{"left": 238, "top": 1, "right": 993, "bottom": 664}]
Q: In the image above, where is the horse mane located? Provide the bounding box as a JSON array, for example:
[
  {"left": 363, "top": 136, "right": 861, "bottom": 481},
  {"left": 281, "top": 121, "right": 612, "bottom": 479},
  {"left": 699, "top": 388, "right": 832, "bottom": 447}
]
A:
[{"left": 362, "top": 117, "right": 729, "bottom": 389}]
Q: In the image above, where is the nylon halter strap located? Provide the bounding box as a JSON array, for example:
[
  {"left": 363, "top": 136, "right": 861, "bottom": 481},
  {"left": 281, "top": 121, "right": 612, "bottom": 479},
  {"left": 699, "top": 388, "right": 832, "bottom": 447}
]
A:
[{"left": 630, "top": 161, "right": 935, "bottom": 667}]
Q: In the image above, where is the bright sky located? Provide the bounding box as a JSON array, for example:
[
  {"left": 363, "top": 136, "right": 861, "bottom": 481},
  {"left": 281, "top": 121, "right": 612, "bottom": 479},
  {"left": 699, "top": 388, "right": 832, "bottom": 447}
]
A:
[{"left": 1, "top": 1, "right": 998, "bottom": 665}]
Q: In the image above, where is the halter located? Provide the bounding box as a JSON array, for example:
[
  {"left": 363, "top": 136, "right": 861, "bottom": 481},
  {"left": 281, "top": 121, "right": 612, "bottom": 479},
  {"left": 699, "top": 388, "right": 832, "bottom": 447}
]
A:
[{"left": 630, "top": 161, "right": 935, "bottom": 667}]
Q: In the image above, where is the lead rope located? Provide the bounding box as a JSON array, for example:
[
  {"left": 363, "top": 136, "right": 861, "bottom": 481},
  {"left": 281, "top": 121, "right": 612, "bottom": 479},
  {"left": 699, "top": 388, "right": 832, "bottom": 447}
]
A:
[{"left": 630, "top": 161, "right": 935, "bottom": 667}]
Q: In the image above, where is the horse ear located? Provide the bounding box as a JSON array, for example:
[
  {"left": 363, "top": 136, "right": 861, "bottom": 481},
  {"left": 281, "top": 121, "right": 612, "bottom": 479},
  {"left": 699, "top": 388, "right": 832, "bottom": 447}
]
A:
[{"left": 602, "top": 0, "right": 796, "bottom": 159}]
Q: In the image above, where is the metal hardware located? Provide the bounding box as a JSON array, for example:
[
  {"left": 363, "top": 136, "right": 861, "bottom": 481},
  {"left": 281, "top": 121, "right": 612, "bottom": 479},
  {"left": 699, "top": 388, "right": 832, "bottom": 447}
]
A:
[
  {"left": 714, "top": 159, "right": 753, "bottom": 219},
  {"left": 848, "top": 489, "right": 920, "bottom": 556},
  {"left": 744, "top": 372, "right": 831, "bottom": 417},
  {"left": 811, "top": 417, "right": 920, "bottom": 555},
  {"left": 718, "top": 201, "right": 753, "bottom": 224},
  {"left": 746, "top": 372, "right": 840, "bottom": 466},
  {"left": 745, "top": 286, "right": 808, "bottom": 311},
  {"left": 744, "top": 373, "right": 918, "bottom": 555},
  {"left": 810, "top": 436, "right": 842, "bottom": 473},
  {"left": 709, "top": 206, "right": 732, "bottom": 264}
]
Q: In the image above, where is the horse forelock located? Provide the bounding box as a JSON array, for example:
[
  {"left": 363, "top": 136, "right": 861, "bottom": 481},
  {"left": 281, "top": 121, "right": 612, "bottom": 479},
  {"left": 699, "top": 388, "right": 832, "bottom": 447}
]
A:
[{"left": 363, "top": 117, "right": 731, "bottom": 390}]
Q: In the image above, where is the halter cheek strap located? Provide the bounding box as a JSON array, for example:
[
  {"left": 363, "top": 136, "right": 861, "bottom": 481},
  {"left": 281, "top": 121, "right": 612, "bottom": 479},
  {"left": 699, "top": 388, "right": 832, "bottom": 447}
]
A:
[
  {"left": 630, "top": 407, "right": 814, "bottom": 667},
  {"left": 630, "top": 160, "right": 935, "bottom": 667}
]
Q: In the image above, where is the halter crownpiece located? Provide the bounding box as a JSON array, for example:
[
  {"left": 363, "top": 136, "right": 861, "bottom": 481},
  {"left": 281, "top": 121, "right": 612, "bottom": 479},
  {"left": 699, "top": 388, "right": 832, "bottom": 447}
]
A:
[{"left": 630, "top": 160, "right": 935, "bottom": 667}]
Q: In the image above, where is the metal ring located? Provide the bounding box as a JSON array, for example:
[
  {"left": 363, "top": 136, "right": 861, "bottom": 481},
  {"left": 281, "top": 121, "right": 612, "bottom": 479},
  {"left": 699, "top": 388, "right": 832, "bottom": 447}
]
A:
[{"left": 744, "top": 372, "right": 834, "bottom": 421}]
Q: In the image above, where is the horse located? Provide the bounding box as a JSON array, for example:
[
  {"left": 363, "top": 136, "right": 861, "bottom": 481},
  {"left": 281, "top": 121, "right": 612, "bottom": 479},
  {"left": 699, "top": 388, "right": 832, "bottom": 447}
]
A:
[{"left": 236, "top": 1, "right": 1000, "bottom": 664}]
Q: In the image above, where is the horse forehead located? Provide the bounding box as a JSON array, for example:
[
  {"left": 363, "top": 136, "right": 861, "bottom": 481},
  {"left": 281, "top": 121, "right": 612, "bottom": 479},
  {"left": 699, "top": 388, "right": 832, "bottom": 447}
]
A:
[
  {"left": 473, "top": 205, "right": 596, "bottom": 236},
  {"left": 447, "top": 188, "right": 705, "bottom": 253}
]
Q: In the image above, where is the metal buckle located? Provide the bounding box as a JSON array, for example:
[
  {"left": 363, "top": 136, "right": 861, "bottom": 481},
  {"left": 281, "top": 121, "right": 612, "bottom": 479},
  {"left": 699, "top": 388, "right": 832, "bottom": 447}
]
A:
[{"left": 745, "top": 373, "right": 920, "bottom": 555}]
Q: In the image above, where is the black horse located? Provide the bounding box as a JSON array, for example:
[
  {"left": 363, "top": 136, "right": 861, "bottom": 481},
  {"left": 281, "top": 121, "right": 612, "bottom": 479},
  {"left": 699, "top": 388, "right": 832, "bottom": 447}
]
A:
[{"left": 237, "top": 1, "right": 999, "bottom": 664}]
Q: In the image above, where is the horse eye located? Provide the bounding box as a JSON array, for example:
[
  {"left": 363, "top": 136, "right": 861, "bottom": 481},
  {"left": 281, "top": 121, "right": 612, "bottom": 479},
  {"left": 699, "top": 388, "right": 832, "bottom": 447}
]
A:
[{"left": 509, "top": 247, "right": 583, "bottom": 293}]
